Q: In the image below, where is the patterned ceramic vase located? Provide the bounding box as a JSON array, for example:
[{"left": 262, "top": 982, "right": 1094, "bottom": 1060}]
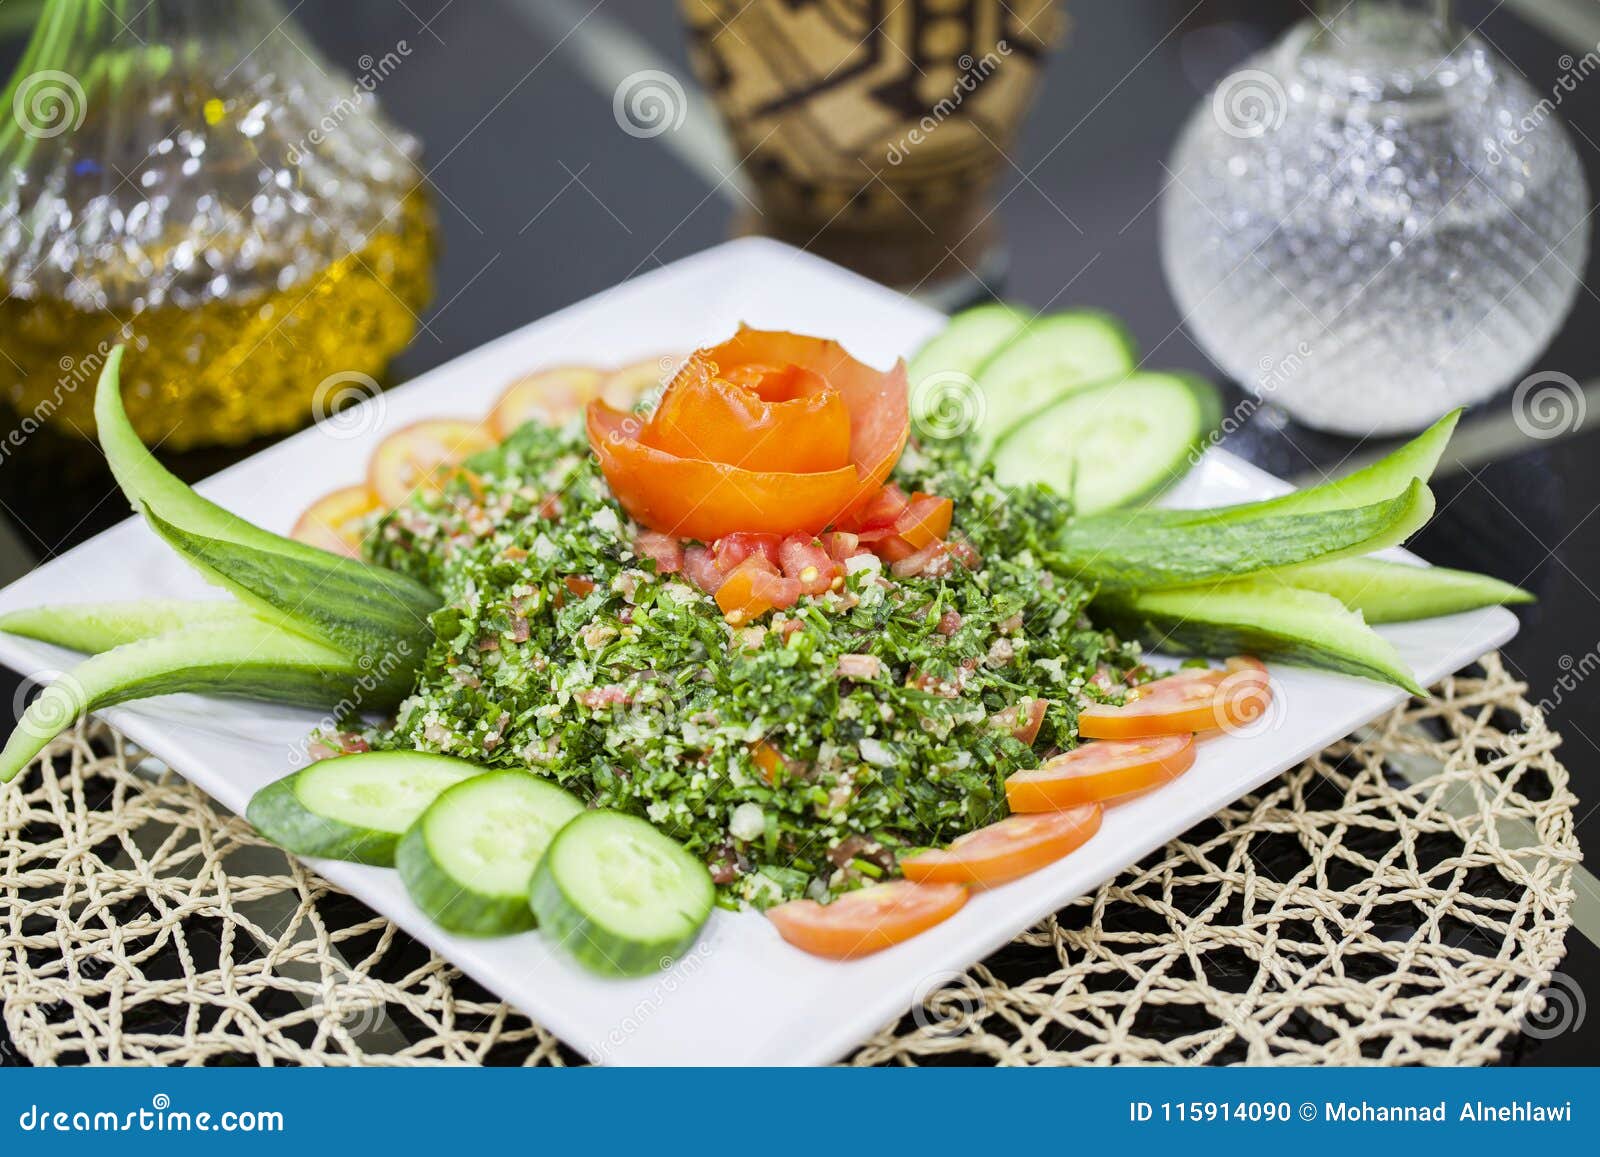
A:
[{"left": 681, "top": 0, "right": 1062, "bottom": 301}]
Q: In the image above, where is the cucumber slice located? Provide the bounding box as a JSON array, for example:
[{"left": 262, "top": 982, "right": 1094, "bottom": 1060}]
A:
[
  {"left": 1056, "top": 478, "right": 1434, "bottom": 590},
  {"left": 1275, "top": 557, "right": 1533, "bottom": 623},
  {"left": 247, "top": 752, "right": 483, "bottom": 866},
  {"left": 531, "top": 810, "right": 714, "bottom": 977},
  {"left": 0, "top": 599, "right": 266, "bottom": 654},
  {"left": 908, "top": 303, "right": 1027, "bottom": 387},
  {"left": 1096, "top": 581, "right": 1423, "bottom": 694},
  {"left": 992, "top": 373, "right": 1221, "bottom": 514},
  {"left": 397, "top": 770, "right": 584, "bottom": 936},
  {"left": 1145, "top": 409, "right": 1460, "bottom": 527},
  {"left": 970, "top": 311, "right": 1137, "bottom": 453},
  {"left": 0, "top": 621, "right": 361, "bottom": 782}
]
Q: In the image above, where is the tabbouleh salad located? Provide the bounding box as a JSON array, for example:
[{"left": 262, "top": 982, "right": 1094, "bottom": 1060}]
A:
[{"left": 355, "top": 419, "right": 1144, "bottom": 908}]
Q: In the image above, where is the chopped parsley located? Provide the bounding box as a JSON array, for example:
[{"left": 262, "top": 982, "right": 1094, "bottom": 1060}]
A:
[{"left": 361, "top": 421, "right": 1141, "bottom": 906}]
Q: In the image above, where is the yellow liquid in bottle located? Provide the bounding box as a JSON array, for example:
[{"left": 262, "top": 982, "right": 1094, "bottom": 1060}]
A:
[{"left": 0, "top": 189, "right": 435, "bottom": 450}]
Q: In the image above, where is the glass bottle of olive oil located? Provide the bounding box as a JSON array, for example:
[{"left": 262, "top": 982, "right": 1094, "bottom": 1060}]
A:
[{"left": 0, "top": 0, "right": 435, "bottom": 449}]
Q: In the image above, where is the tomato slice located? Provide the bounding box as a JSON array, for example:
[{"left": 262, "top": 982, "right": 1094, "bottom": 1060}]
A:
[
  {"left": 601, "top": 354, "right": 681, "bottom": 410},
  {"left": 766, "top": 880, "right": 968, "bottom": 959},
  {"left": 900, "top": 805, "right": 1102, "bottom": 887},
  {"left": 587, "top": 401, "right": 863, "bottom": 541},
  {"left": 1005, "top": 734, "right": 1196, "bottom": 812},
  {"left": 369, "top": 419, "right": 498, "bottom": 509},
  {"left": 291, "top": 485, "right": 381, "bottom": 558},
  {"left": 1078, "top": 657, "right": 1272, "bottom": 739},
  {"left": 490, "top": 366, "right": 606, "bottom": 436}
]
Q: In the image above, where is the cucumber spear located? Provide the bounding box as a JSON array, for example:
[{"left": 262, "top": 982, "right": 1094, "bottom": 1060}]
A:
[{"left": 0, "top": 348, "right": 442, "bottom": 783}]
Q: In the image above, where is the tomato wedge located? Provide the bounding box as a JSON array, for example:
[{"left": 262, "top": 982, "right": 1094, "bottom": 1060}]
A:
[
  {"left": 369, "top": 419, "right": 497, "bottom": 509},
  {"left": 766, "top": 880, "right": 967, "bottom": 959},
  {"left": 490, "top": 366, "right": 605, "bottom": 436},
  {"left": 1005, "top": 734, "right": 1196, "bottom": 812},
  {"left": 1078, "top": 657, "right": 1272, "bottom": 739},
  {"left": 900, "top": 805, "right": 1102, "bottom": 887},
  {"left": 290, "top": 485, "right": 381, "bottom": 558},
  {"left": 587, "top": 401, "right": 863, "bottom": 541}
]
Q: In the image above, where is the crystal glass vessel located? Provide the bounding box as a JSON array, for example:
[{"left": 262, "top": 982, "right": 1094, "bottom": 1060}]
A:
[
  {"left": 0, "top": 0, "right": 435, "bottom": 448},
  {"left": 1159, "top": 0, "right": 1589, "bottom": 435}
]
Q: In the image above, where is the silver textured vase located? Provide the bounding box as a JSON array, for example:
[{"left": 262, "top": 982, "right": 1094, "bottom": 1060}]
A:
[{"left": 1160, "top": 0, "right": 1590, "bottom": 435}]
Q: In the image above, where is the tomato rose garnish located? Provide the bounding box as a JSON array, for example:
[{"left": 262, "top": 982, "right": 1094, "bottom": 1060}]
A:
[{"left": 587, "top": 327, "right": 909, "bottom": 542}]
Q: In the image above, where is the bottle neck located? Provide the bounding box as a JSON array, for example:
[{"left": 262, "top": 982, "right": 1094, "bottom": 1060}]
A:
[{"left": 1295, "top": 0, "right": 1473, "bottom": 108}]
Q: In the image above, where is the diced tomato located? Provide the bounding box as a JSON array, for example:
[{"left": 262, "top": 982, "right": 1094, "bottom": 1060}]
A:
[
  {"left": 836, "top": 653, "right": 882, "bottom": 680},
  {"left": 714, "top": 556, "right": 800, "bottom": 623},
  {"left": 936, "top": 609, "right": 963, "bottom": 636},
  {"left": 900, "top": 805, "right": 1101, "bottom": 888},
  {"left": 850, "top": 483, "right": 912, "bottom": 531},
  {"left": 766, "top": 880, "right": 968, "bottom": 959},
  {"left": 778, "top": 535, "right": 840, "bottom": 596},
  {"left": 821, "top": 531, "right": 860, "bottom": 561},
  {"left": 890, "top": 540, "right": 948, "bottom": 577},
  {"left": 576, "top": 684, "right": 631, "bottom": 709},
  {"left": 1005, "top": 734, "right": 1196, "bottom": 812},
  {"left": 945, "top": 540, "right": 981, "bottom": 570},
  {"left": 992, "top": 698, "right": 1048, "bottom": 745},
  {"left": 682, "top": 545, "right": 725, "bottom": 594},
  {"left": 711, "top": 531, "right": 782, "bottom": 572},
  {"left": 563, "top": 575, "right": 597, "bottom": 598},
  {"left": 893, "top": 492, "right": 953, "bottom": 550},
  {"left": 855, "top": 529, "right": 912, "bottom": 564},
  {"left": 633, "top": 530, "right": 684, "bottom": 574},
  {"left": 750, "top": 739, "right": 789, "bottom": 786},
  {"left": 1077, "top": 657, "right": 1272, "bottom": 739}
]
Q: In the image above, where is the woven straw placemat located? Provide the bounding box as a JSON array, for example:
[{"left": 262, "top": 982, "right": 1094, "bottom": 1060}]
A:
[{"left": 0, "top": 652, "right": 1579, "bottom": 1066}]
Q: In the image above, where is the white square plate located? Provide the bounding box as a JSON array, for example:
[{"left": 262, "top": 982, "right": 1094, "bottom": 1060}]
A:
[{"left": 0, "top": 238, "right": 1518, "bottom": 1065}]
